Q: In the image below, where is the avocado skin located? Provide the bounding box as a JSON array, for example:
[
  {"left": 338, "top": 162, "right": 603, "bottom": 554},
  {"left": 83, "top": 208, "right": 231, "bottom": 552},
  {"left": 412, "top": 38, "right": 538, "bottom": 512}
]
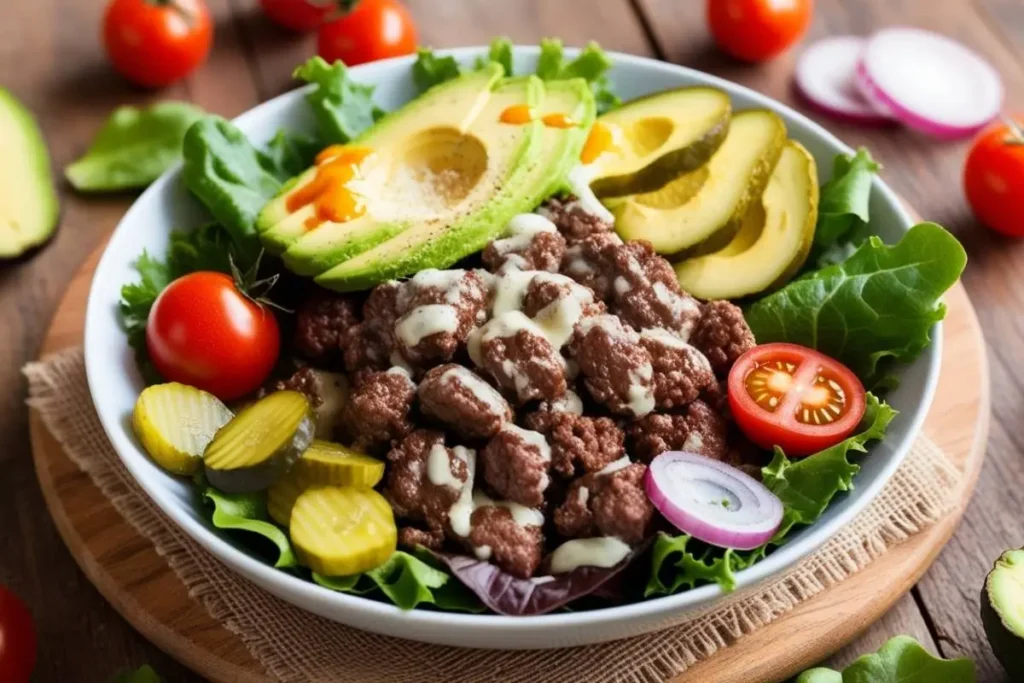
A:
[
  {"left": 0, "top": 88, "right": 59, "bottom": 258},
  {"left": 591, "top": 117, "right": 729, "bottom": 199},
  {"left": 981, "top": 549, "right": 1024, "bottom": 680}
]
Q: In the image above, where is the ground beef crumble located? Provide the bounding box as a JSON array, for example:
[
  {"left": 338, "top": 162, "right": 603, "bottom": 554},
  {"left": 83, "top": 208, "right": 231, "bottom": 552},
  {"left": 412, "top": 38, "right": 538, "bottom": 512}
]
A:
[
  {"left": 467, "top": 505, "right": 544, "bottom": 579},
  {"left": 690, "top": 300, "right": 756, "bottom": 377},
  {"left": 627, "top": 400, "right": 729, "bottom": 463},
  {"left": 343, "top": 369, "right": 416, "bottom": 452},
  {"left": 293, "top": 288, "right": 359, "bottom": 366},
  {"left": 417, "top": 364, "right": 512, "bottom": 440},
  {"left": 554, "top": 462, "right": 653, "bottom": 544}
]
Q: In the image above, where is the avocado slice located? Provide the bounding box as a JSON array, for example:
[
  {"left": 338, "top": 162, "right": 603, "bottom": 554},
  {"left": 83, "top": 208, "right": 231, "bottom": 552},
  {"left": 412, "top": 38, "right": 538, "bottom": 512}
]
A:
[
  {"left": 982, "top": 548, "right": 1024, "bottom": 680},
  {"left": 316, "top": 77, "right": 596, "bottom": 291},
  {"left": 588, "top": 87, "right": 731, "bottom": 198},
  {"left": 610, "top": 109, "right": 787, "bottom": 255},
  {"left": 259, "top": 64, "right": 504, "bottom": 269},
  {"left": 0, "top": 88, "right": 58, "bottom": 258},
  {"left": 674, "top": 140, "right": 818, "bottom": 299}
]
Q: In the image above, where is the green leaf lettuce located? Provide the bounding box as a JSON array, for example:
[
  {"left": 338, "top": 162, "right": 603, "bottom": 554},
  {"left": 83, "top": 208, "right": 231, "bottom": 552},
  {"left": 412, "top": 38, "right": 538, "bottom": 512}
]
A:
[
  {"left": 795, "top": 635, "right": 975, "bottom": 682},
  {"left": 293, "top": 56, "right": 383, "bottom": 144},
  {"left": 198, "top": 476, "right": 298, "bottom": 569}
]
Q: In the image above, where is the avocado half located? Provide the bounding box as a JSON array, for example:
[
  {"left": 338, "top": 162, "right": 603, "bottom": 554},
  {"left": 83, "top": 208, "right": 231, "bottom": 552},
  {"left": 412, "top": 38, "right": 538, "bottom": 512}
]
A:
[
  {"left": 982, "top": 548, "right": 1024, "bottom": 680},
  {"left": 674, "top": 140, "right": 818, "bottom": 300},
  {"left": 609, "top": 109, "right": 787, "bottom": 256},
  {"left": 0, "top": 88, "right": 58, "bottom": 258},
  {"left": 588, "top": 86, "right": 731, "bottom": 198}
]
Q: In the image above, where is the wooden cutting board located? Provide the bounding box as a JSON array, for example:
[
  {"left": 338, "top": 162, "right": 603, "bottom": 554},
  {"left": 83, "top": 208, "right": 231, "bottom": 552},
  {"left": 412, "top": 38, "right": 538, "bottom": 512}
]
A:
[{"left": 28, "top": 242, "right": 989, "bottom": 683}]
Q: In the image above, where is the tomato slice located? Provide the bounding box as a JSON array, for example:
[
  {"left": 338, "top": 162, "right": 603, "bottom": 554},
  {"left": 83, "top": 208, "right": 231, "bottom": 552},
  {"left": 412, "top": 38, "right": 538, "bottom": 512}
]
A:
[{"left": 728, "top": 343, "right": 866, "bottom": 456}]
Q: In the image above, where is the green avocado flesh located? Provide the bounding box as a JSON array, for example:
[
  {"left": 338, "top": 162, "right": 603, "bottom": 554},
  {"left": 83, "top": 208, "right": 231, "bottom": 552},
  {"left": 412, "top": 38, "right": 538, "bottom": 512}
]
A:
[
  {"left": 317, "top": 76, "right": 595, "bottom": 291},
  {"left": 589, "top": 86, "right": 731, "bottom": 199},
  {"left": 261, "top": 65, "right": 504, "bottom": 274},
  {"left": 610, "top": 109, "right": 787, "bottom": 255},
  {"left": 203, "top": 390, "right": 315, "bottom": 493},
  {"left": 0, "top": 88, "right": 58, "bottom": 258},
  {"left": 982, "top": 548, "right": 1024, "bottom": 679}
]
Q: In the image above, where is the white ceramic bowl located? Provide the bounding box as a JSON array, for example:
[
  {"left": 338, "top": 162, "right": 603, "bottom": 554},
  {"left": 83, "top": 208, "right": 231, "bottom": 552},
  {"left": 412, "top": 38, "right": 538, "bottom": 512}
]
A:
[{"left": 84, "top": 47, "right": 940, "bottom": 649}]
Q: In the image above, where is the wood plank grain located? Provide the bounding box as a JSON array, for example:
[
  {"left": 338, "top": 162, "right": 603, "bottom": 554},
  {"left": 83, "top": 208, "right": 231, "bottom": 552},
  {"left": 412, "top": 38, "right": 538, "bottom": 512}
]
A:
[{"left": 228, "top": 0, "right": 656, "bottom": 101}]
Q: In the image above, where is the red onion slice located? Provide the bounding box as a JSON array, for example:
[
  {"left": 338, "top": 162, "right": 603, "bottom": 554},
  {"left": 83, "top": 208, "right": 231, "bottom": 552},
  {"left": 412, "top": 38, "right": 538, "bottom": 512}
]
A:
[
  {"left": 645, "top": 451, "right": 782, "bottom": 551},
  {"left": 855, "top": 27, "right": 1004, "bottom": 139},
  {"left": 794, "top": 36, "right": 896, "bottom": 125}
]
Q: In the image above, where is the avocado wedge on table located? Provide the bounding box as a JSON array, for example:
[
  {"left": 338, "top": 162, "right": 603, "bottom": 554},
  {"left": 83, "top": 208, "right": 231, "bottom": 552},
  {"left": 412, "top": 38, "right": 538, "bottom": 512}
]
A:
[
  {"left": 316, "top": 76, "right": 596, "bottom": 291},
  {"left": 610, "top": 109, "right": 786, "bottom": 255},
  {"left": 674, "top": 140, "right": 818, "bottom": 299},
  {"left": 587, "top": 86, "right": 731, "bottom": 198},
  {"left": 982, "top": 549, "right": 1024, "bottom": 680},
  {"left": 260, "top": 64, "right": 504, "bottom": 272}
]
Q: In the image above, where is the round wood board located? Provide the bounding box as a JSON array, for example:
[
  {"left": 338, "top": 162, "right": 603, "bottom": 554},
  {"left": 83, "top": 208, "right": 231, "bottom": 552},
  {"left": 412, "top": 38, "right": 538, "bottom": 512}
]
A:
[{"left": 29, "top": 241, "right": 989, "bottom": 683}]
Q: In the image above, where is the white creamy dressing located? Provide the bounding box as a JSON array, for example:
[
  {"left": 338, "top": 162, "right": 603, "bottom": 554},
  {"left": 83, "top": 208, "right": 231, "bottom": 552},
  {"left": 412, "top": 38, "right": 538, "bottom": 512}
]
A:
[
  {"left": 491, "top": 213, "right": 558, "bottom": 257},
  {"left": 564, "top": 357, "right": 580, "bottom": 381},
  {"left": 575, "top": 313, "right": 632, "bottom": 341},
  {"left": 408, "top": 268, "right": 469, "bottom": 304},
  {"left": 441, "top": 365, "right": 507, "bottom": 417},
  {"left": 501, "top": 423, "right": 551, "bottom": 462},
  {"left": 447, "top": 448, "right": 478, "bottom": 537},
  {"left": 473, "top": 491, "right": 545, "bottom": 528},
  {"left": 549, "top": 537, "right": 631, "bottom": 574},
  {"left": 596, "top": 455, "right": 632, "bottom": 477},
  {"left": 395, "top": 304, "right": 460, "bottom": 348},
  {"left": 548, "top": 389, "right": 584, "bottom": 415},
  {"left": 490, "top": 268, "right": 536, "bottom": 317},
  {"left": 427, "top": 443, "right": 463, "bottom": 489},
  {"left": 578, "top": 486, "right": 590, "bottom": 506},
  {"left": 562, "top": 244, "right": 595, "bottom": 277},
  {"left": 474, "top": 545, "right": 493, "bottom": 560},
  {"left": 683, "top": 431, "right": 705, "bottom": 452},
  {"left": 626, "top": 362, "right": 656, "bottom": 416},
  {"left": 652, "top": 281, "right": 699, "bottom": 340},
  {"left": 530, "top": 575, "right": 556, "bottom": 585},
  {"left": 566, "top": 164, "right": 615, "bottom": 224},
  {"left": 613, "top": 276, "right": 632, "bottom": 295},
  {"left": 640, "top": 327, "right": 688, "bottom": 349},
  {"left": 385, "top": 362, "right": 415, "bottom": 380},
  {"left": 468, "top": 310, "right": 551, "bottom": 366}
]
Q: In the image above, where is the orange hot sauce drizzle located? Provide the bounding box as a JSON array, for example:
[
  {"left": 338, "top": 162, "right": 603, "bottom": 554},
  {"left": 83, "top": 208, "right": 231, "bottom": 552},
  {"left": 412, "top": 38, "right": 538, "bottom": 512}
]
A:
[
  {"left": 540, "top": 112, "right": 577, "bottom": 129},
  {"left": 288, "top": 145, "right": 373, "bottom": 229},
  {"left": 499, "top": 104, "right": 535, "bottom": 124},
  {"left": 580, "top": 121, "right": 613, "bottom": 164}
]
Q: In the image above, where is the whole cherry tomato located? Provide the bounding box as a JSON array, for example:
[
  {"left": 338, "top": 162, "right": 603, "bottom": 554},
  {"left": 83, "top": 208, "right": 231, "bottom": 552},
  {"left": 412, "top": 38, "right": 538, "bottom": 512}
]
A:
[
  {"left": 0, "top": 586, "right": 36, "bottom": 683},
  {"left": 103, "top": 0, "right": 213, "bottom": 88},
  {"left": 706, "top": 0, "right": 813, "bottom": 63},
  {"left": 728, "top": 343, "right": 866, "bottom": 456},
  {"left": 964, "top": 116, "right": 1024, "bottom": 237},
  {"left": 259, "top": 0, "right": 333, "bottom": 32},
  {"left": 146, "top": 271, "right": 281, "bottom": 400},
  {"left": 317, "top": 0, "right": 417, "bottom": 67}
]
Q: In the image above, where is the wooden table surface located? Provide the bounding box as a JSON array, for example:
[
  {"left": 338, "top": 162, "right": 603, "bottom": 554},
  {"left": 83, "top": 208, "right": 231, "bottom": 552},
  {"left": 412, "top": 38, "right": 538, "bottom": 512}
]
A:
[{"left": 1, "top": 1, "right": 1020, "bottom": 681}]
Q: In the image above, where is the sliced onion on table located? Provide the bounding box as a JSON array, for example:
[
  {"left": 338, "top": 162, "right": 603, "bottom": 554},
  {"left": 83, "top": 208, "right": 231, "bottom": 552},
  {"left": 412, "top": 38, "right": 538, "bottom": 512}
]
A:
[
  {"left": 645, "top": 451, "right": 782, "bottom": 551},
  {"left": 855, "top": 27, "right": 1004, "bottom": 139},
  {"left": 794, "top": 36, "right": 895, "bottom": 125}
]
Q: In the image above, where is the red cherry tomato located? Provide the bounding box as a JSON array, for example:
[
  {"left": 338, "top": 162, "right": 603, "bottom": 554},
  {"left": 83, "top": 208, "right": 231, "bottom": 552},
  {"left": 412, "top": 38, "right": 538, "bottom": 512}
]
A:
[
  {"left": 259, "top": 0, "right": 332, "bottom": 32},
  {"left": 964, "top": 116, "right": 1024, "bottom": 237},
  {"left": 146, "top": 272, "right": 281, "bottom": 400},
  {"left": 0, "top": 586, "right": 37, "bottom": 683},
  {"left": 317, "top": 0, "right": 417, "bottom": 67},
  {"left": 706, "top": 0, "right": 813, "bottom": 63},
  {"left": 103, "top": 0, "right": 213, "bottom": 88},
  {"left": 728, "top": 343, "right": 865, "bottom": 456}
]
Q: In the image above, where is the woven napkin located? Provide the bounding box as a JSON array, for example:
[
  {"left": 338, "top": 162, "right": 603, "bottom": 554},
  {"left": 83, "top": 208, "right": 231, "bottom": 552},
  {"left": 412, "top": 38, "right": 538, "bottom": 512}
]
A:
[{"left": 25, "top": 347, "right": 962, "bottom": 683}]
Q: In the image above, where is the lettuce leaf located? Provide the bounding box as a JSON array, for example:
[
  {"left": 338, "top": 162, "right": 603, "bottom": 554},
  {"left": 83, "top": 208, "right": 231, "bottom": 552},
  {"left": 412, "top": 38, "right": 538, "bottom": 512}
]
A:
[
  {"left": 65, "top": 102, "right": 205, "bottom": 192},
  {"left": 181, "top": 116, "right": 283, "bottom": 258},
  {"left": 108, "top": 665, "right": 163, "bottom": 683},
  {"left": 263, "top": 130, "right": 322, "bottom": 181},
  {"left": 795, "top": 636, "right": 975, "bottom": 682},
  {"left": 482, "top": 37, "right": 514, "bottom": 75},
  {"left": 647, "top": 394, "right": 895, "bottom": 596},
  {"left": 535, "top": 39, "right": 620, "bottom": 113},
  {"left": 198, "top": 479, "right": 298, "bottom": 569},
  {"left": 314, "top": 549, "right": 483, "bottom": 612},
  {"left": 413, "top": 48, "right": 462, "bottom": 91},
  {"left": 745, "top": 222, "right": 966, "bottom": 384},
  {"left": 293, "top": 56, "right": 383, "bottom": 144},
  {"left": 813, "top": 148, "right": 880, "bottom": 252}
]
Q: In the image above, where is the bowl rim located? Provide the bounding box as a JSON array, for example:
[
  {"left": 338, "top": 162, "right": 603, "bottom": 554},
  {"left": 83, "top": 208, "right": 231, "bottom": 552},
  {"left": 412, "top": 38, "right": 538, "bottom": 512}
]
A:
[{"left": 84, "top": 45, "right": 940, "bottom": 631}]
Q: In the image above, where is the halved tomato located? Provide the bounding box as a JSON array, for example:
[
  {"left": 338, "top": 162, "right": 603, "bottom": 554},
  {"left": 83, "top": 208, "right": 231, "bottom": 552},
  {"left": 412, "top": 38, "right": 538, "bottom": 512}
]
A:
[{"left": 728, "top": 343, "right": 866, "bottom": 456}]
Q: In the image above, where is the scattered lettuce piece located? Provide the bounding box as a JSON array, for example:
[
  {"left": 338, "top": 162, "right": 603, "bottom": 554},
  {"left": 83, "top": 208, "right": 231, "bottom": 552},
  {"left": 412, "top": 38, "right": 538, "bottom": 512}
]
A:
[
  {"left": 65, "top": 102, "right": 205, "bottom": 192},
  {"left": 181, "top": 116, "right": 283, "bottom": 259},
  {"left": 263, "top": 130, "right": 322, "bottom": 181},
  {"left": 118, "top": 223, "right": 238, "bottom": 384},
  {"left": 108, "top": 665, "right": 163, "bottom": 683},
  {"left": 745, "top": 222, "right": 966, "bottom": 384},
  {"left": 795, "top": 636, "right": 975, "bottom": 682},
  {"left": 198, "top": 475, "right": 298, "bottom": 569},
  {"left": 293, "top": 56, "right": 383, "bottom": 144},
  {"left": 535, "top": 39, "right": 620, "bottom": 114},
  {"left": 647, "top": 394, "right": 894, "bottom": 596},
  {"left": 483, "top": 37, "right": 514, "bottom": 75},
  {"left": 314, "top": 549, "right": 483, "bottom": 612},
  {"left": 813, "top": 148, "right": 881, "bottom": 252},
  {"left": 413, "top": 48, "right": 462, "bottom": 91}
]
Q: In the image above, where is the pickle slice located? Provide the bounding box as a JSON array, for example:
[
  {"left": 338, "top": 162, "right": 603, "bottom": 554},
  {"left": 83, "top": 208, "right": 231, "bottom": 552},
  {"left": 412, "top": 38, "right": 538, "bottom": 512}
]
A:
[
  {"left": 290, "top": 486, "right": 397, "bottom": 576},
  {"left": 267, "top": 469, "right": 305, "bottom": 527},
  {"left": 297, "top": 441, "right": 385, "bottom": 488},
  {"left": 132, "top": 382, "right": 233, "bottom": 475},
  {"left": 204, "top": 390, "right": 315, "bottom": 493}
]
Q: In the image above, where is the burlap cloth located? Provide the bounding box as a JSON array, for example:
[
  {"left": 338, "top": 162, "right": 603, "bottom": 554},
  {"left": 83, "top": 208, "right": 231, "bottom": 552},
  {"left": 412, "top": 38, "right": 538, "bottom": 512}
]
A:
[{"left": 25, "top": 347, "right": 962, "bottom": 683}]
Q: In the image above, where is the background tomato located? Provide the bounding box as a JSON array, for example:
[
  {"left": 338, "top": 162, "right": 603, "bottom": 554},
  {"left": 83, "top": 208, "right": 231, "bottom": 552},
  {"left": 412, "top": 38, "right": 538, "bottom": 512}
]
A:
[
  {"left": 0, "top": 586, "right": 36, "bottom": 683},
  {"left": 706, "top": 0, "right": 813, "bottom": 63},
  {"left": 964, "top": 116, "right": 1024, "bottom": 237},
  {"left": 317, "top": 0, "right": 417, "bottom": 67},
  {"left": 103, "top": 0, "right": 213, "bottom": 88},
  {"left": 260, "top": 0, "right": 333, "bottom": 32},
  {"left": 146, "top": 272, "right": 281, "bottom": 400}
]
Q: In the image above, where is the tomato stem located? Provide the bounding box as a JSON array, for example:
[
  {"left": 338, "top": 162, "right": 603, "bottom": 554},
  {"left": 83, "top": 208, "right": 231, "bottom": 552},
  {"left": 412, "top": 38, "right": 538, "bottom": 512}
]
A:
[
  {"left": 1001, "top": 114, "right": 1024, "bottom": 147},
  {"left": 146, "top": 0, "right": 196, "bottom": 27},
  {"left": 229, "top": 251, "right": 293, "bottom": 314}
]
